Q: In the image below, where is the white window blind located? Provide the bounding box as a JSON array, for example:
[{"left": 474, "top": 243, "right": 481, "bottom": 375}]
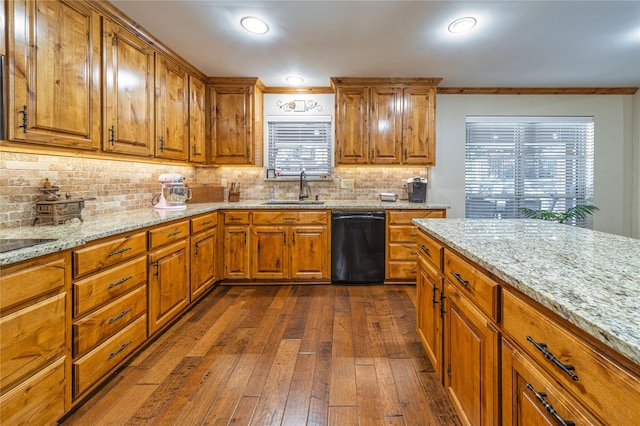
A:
[
  {"left": 465, "top": 116, "right": 595, "bottom": 227},
  {"left": 267, "top": 116, "right": 332, "bottom": 177}
]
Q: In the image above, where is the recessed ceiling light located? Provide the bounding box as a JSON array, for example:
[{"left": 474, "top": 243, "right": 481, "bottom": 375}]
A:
[
  {"left": 240, "top": 16, "right": 269, "bottom": 35},
  {"left": 448, "top": 17, "right": 477, "bottom": 34},
  {"left": 285, "top": 75, "right": 304, "bottom": 85}
]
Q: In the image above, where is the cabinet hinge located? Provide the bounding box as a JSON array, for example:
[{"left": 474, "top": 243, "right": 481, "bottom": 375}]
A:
[{"left": 447, "top": 366, "right": 451, "bottom": 377}]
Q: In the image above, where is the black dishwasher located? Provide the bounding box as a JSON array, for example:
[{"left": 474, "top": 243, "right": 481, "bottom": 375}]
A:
[{"left": 331, "top": 210, "right": 385, "bottom": 284}]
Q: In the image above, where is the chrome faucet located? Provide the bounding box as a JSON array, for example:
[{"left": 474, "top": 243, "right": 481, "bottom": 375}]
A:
[{"left": 299, "top": 171, "right": 309, "bottom": 201}]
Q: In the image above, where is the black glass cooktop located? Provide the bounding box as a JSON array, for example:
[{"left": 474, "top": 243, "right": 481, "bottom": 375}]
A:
[{"left": 0, "top": 238, "right": 58, "bottom": 253}]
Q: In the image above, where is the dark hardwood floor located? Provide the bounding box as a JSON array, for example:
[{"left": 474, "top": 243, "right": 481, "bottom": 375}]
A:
[{"left": 62, "top": 284, "right": 460, "bottom": 425}]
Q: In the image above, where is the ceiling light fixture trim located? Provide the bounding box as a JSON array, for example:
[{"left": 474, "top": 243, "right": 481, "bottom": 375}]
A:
[
  {"left": 448, "top": 16, "right": 477, "bottom": 33},
  {"left": 240, "top": 16, "right": 269, "bottom": 35},
  {"left": 285, "top": 75, "right": 304, "bottom": 85}
]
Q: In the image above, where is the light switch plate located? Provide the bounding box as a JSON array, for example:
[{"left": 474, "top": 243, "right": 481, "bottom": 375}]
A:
[
  {"left": 341, "top": 179, "right": 354, "bottom": 189},
  {"left": 221, "top": 178, "right": 228, "bottom": 187}
]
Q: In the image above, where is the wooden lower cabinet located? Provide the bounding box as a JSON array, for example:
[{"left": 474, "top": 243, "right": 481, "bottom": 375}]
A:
[
  {"left": 444, "top": 280, "right": 500, "bottom": 426},
  {"left": 0, "top": 252, "right": 70, "bottom": 425},
  {"left": 148, "top": 238, "right": 190, "bottom": 335},
  {"left": 502, "top": 338, "right": 600, "bottom": 425},
  {"left": 249, "top": 210, "right": 330, "bottom": 282},
  {"left": 416, "top": 257, "right": 444, "bottom": 381},
  {"left": 386, "top": 209, "right": 446, "bottom": 283},
  {"left": 191, "top": 227, "right": 217, "bottom": 300}
]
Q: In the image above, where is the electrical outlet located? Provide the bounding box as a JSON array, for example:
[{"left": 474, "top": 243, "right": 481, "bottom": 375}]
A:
[
  {"left": 341, "top": 179, "right": 354, "bottom": 189},
  {"left": 220, "top": 178, "right": 228, "bottom": 187}
]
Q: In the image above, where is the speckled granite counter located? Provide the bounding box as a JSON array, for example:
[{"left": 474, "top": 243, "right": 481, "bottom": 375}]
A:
[
  {"left": 0, "top": 200, "right": 447, "bottom": 266},
  {"left": 412, "top": 218, "right": 640, "bottom": 365}
]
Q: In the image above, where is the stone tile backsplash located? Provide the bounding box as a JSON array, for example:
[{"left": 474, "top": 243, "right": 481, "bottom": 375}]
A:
[{"left": 0, "top": 152, "right": 428, "bottom": 229}]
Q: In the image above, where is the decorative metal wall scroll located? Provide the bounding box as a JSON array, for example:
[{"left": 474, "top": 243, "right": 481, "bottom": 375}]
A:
[{"left": 277, "top": 99, "right": 323, "bottom": 112}]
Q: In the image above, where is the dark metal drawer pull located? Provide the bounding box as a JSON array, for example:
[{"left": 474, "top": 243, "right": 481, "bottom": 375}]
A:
[
  {"left": 108, "top": 308, "right": 132, "bottom": 324},
  {"left": 109, "top": 276, "right": 132, "bottom": 289},
  {"left": 229, "top": 217, "right": 242, "bottom": 221},
  {"left": 108, "top": 247, "right": 132, "bottom": 257},
  {"left": 526, "top": 384, "right": 575, "bottom": 426},
  {"left": 168, "top": 230, "right": 182, "bottom": 237},
  {"left": 419, "top": 244, "right": 430, "bottom": 255},
  {"left": 410, "top": 251, "right": 418, "bottom": 255},
  {"left": 450, "top": 271, "right": 470, "bottom": 287},
  {"left": 439, "top": 293, "right": 447, "bottom": 318},
  {"left": 201, "top": 220, "right": 213, "bottom": 225},
  {"left": 432, "top": 286, "right": 439, "bottom": 307},
  {"left": 109, "top": 341, "right": 132, "bottom": 359},
  {"left": 527, "top": 336, "right": 579, "bottom": 381},
  {"left": 283, "top": 217, "right": 296, "bottom": 221}
]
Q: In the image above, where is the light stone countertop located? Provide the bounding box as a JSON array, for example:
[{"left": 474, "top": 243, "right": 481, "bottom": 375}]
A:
[
  {"left": 0, "top": 200, "right": 448, "bottom": 266},
  {"left": 413, "top": 218, "right": 640, "bottom": 366}
]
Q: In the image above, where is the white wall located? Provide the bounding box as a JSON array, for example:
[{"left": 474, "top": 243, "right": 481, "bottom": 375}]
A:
[{"left": 431, "top": 94, "right": 636, "bottom": 237}]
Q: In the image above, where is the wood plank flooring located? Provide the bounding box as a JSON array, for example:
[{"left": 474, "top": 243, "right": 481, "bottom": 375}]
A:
[{"left": 61, "top": 285, "right": 460, "bottom": 426}]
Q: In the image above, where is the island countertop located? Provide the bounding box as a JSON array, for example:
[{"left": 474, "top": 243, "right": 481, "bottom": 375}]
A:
[
  {"left": 0, "top": 200, "right": 448, "bottom": 266},
  {"left": 412, "top": 218, "right": 640, "bottom": 366}
]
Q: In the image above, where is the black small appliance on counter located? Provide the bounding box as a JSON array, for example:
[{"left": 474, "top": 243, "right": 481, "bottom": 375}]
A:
[{"left": 407, "top": 177, "right": 427, "bottom": 203}]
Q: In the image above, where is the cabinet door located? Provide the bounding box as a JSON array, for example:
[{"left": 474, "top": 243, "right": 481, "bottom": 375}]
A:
[
  {"left": 403, "top": 87, "right": 436, "bottom": 165},
  {"left": 223, "top": 225, "right": 250, "bottom": 279},
  {"left": 502, "top": 338, "right": 600, "bottom": 425},
  {"left": 191, "top": 228, "right": 216, "bottom": 300},
  {"left": 444, "top": 281, "right": 499, "bottom": 426},
  {"left": 10, "top": 0, "right": 101, "bottom": 150},
  {"left": 189, "top": 76, "right": 207, "bottom": 163},
  {"left": 155, "top": 53, "right": 189, "bottom": 160},
  {"left": 148, "top": 239, "right": 190, "bottom": 335},
  {"left": 417, "top": 259, "right": 443, "bottom": 381},
  {"left": 210, "top": 85, "right": 252, "bottom": 164},
  {"left": 335, "top": 86, "right": 369, "bottom": 164},
  {"left": 290, "top": 225, "right": 329, "bottom": 280},
  {"left": 251, "top": 226, "right": 288, "bottom": 280},
  {"left": 369, "top": 87, "right": 402, "bottom": 164},
  {"left": 103, "top": 19, "right": 154, "bottom": 157}
]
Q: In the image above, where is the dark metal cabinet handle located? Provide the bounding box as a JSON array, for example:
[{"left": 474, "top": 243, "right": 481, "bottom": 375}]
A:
[
  {"left": 439, "top": 293, "right": 447, "bottom": 318},
  {"left": 159, "top": 137, "right": 165, "bottom": 151},
  {"left": 108, "top": 308, "right": 132, "bottom": 324},
  {"left": 201, "top": 220, "right": 213, "bottom": 226},
  {"left": 108, "top": 247, "right": 132, "bottom": 257},
  {"left": 527, "top": 336, "right": 579, "bottom": 381},
  {"left": 168, "top": 230, "right": 182, "bottom": 237},
  {"left": 153, "top": 261, "right": 159, "bottom": 279},
  {"left": 18, "top": 105, "right": 27, "bottom": 133},
  {"left": 194, "top": 242, "right": 199, "bottom": 257},
  {"left": 108, "top": 276, "right": 132, "bottom": 289},
  {"left": 419, "top": 244, "right": 430, "bottom": 255},
  {"left": 526, "top": 384, "right": 575, "bottom": 426},
  {"left": 410, "top": 251, "right": 418, "bottom": 255},
  {"left": 230, "top": 217, "right": 242, "bottom": 221},
  {"left": 109, "top": 341, "right": 132, "bottom": 359},
  {"left": 109, "top": 125, "right": 115, "bottom": 145},
  {"left": 432, "top": 286, "right": 439, "bottom": 307},
  {"left": 450, "top": 271, "right": 470, "bottom": 287}
]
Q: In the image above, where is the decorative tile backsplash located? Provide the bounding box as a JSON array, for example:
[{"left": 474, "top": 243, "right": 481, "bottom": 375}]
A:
[{"left": 0, "top": 152, "right": 428, "bottom": 229}]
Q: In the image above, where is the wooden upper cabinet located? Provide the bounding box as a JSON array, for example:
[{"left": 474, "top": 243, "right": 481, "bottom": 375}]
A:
[
  {"left": 209, "top": 78, "right": 264, "bottom": 165},
  {"left": 370, "top": 87, "right": 403, "bottom": 164},
  {"left": 9, "top": 0, "right": 101, "bottom": 150},
  {"left": 189, "top": 76, "right": 207, "bottom": 163},
  {"left": 102, "top": 19, "right": 155, "bottom": 157},
  {"left": 403, "top": 86, "right": 436, "bottom": 165},
  {"left": 332, "top": 78, "right": 441, "bottom": 166},
  {"left": 335, "top": 86, "right": 369, "bottom": 164},
  {"left": 155, "top": 53, "right": 189, "bottom": 161}
]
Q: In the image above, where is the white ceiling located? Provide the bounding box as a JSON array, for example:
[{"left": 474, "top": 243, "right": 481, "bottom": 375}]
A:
[{"left": 111, "top": 0, "right": 640, "bottom": 88}]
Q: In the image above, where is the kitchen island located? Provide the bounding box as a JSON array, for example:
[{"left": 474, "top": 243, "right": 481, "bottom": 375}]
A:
[{"left": 413, "top": 218, "right": 639, "bottom": 425}]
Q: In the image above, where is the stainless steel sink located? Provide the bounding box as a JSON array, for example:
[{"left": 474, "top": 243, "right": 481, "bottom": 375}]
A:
[{"left": 262, "top": 200, "right": 325, "bottom": 205}]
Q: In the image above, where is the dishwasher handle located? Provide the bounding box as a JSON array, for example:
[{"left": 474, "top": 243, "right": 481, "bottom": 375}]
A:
[{"left": 332, "top": 215, "right": 385, "bottom": 221}]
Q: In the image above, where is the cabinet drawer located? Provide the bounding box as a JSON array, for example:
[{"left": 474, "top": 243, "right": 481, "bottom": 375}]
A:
[
  {"left": 148, "top": 220, "right": 190, "bottom": 250},
  {"left": 191, "top": 212, "right": 217, "bottom": 234},
  {"left": 0, "top": 253, "right": 67, "bottom": 311},
  {"left": 252, "top": 210, "right": 328, "bottom": 225},
  {"left": 73, "top": 315, "right": 147, "bottom": 397},
  {"left": 224, "top": 210, "right": 250, "bottom": 225},
  {"left": 444, "top": 249, "right": 499, "bottom": 321},
  {"left": 386, "top": 261, "right": 418, "bottom": 280},
  {"left": 416, "top": 231, "right": 443, "bottom": 270},
  {"left": 73, "top": 286, "right": 147, "bottom": 356},
  {"left": 388, "top": 225, "right": 419, "bottom": 242},
  {"left": 388, "top": 243, "right": 419, "bottom": 261},
  {"left": 502, "top": 290, "right": 640, "bottom": 425},
  {"left": 0, "top": 293, "right": 66, "bottom": 392},
  {"left": 387, "top": 209, "right": 445, "bottom": 224},
  {"left": 0, "top": 356, "right": 66, "bottom": 425},
  {"left": 73, "top": 231, "right": 146, "bottom": 278},
  {"left": 73, "top": 256, "right": 147, "bottom": 317}
]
